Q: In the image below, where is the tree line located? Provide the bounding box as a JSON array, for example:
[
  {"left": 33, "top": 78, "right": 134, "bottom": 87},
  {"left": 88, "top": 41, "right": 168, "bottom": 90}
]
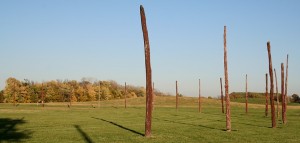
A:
[
  {"left": 0, "top": 77, "right": 169, "bottom": 103},
  {"left": 229, "top": 92, "right": 299, "bottom": 103}
]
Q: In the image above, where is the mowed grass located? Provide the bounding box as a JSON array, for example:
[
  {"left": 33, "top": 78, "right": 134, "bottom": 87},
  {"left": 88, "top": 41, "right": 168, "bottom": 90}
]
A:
[{"left": 1, "top": 96, "right": 300, "bottom": 143}]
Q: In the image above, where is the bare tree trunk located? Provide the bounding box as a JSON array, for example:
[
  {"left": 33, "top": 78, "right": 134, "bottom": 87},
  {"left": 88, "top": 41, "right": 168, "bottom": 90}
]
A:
[
  {"left": 265, "top": 73, "right": 268, "bottom": 117},
  {"left": 224, "top": 26, "right": 231, "bottom": 131},
  {"left": 176, "top": 80, "right": 178, "bottom": 111},
  {"left": 284, "top": 54, "right": 288, "bottom": 124},
  {"left": 281, "top": 63, "right": 286, "bottom": 124},
  {"left": 245, "top": 74, "right": 248, "bottom": 114},
  {"left": 267, "top": 41, "right": 276, "bottom": 128},
  {"left": 220, "top": 78, "right": 224, "bottom": 114},
  {"left": 274, "top": 69, "right": 279, "bottom": 119},
  {"left": 140, "top": 5, "right": 153, "bottom": 137},
  {"left": 199, "top": 79, "right": 201, "bottom": 113},
  {"left": 125, "top": 82, "right": 127, "bottom": 109}
]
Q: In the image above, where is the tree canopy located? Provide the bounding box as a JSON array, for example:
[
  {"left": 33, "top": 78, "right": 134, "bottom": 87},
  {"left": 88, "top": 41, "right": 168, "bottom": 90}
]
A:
[{"left": 0, "top": 77, "right": 161, "bottom": 103}]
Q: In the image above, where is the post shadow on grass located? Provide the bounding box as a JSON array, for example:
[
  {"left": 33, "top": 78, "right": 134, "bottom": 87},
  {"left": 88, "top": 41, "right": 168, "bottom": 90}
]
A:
[
  {"left": 0, "top": 117, "right": 32, "bottom": 142},
  {"left": 202, "top": 112, "right": 267, "bottom": 127},
  {"left": 91, "top": 117, "right": 144, "bottom": 136},
  {"left": 74, "top": 125, "right": 94, "bottom": 143},
  {"left": 153, "top": 117, "right": 223, "bottom": 131}
]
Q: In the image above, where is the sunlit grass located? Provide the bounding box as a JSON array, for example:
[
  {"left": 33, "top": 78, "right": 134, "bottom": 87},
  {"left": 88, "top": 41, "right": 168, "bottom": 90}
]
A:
[{"left": 1, "top": 96, "right": 299, "bottom": 142}]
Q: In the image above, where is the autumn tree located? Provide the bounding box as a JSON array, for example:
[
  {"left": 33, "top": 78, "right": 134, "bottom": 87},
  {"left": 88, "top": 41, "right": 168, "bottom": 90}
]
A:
[
  {"left": 1, "top": 78, "right": 150, "bottom": 103},
  {"left": 4, "top": 77, "right": 21, "bottom": 105}
]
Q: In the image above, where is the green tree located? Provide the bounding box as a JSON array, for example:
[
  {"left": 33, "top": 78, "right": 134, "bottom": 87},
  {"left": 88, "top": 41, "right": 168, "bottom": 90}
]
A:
[{"left": 291, "top": 94, "right": 300, "bottom": 103}]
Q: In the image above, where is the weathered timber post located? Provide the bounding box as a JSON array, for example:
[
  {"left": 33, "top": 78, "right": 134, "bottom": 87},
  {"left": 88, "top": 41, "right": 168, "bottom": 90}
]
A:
[
  {"left": 199, "top": 79, "right": 201, "bottom": 113},
  {"left": 13, "top": 83, "right": 16, "bottom": 106},
  {"left": 176, "top": 80, "right": 178, "bottom": 111},
  {"left": 140, "top": 5, "right": 153, "bottom": 137},
  {"left": 265, "top": 73, "right": 268, "bottom": 117},
  {"left": 284, "top": 54, "right": 288, "bottom": 124},
  {"left": 281, "top": 63, "right": 286, "bottom": 124},
  {"left": 70, "top": 88, "right": 72, "bottom": 107},
  {"left": 224, "top": 26, "right": 231, "bottom": 131},
  {"left": 220, "top": 78, "right": 224, "bottom": 113},
  {"left": 267, "top": 41, "right": 276, "bottom": 128},
  {"left": 98, "top": 81, "right": 100, "bottom": 108},
  {"left": 245, "top": 74, "right": 248, "bottom": 114},
  {"left": 274, "top": 69, "right": 279, "bottom": 119},
  {"left": 125, "top": 82, "right": 127, "bottom": 109},
  {"left": 152, "top": 82, "right": 155, "bottom": 110},
  {"left": 42, "top": 83, "right": 44, "bottom": 107}
]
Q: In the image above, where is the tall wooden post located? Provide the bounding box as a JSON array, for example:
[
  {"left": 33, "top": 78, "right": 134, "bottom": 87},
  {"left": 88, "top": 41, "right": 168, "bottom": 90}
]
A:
[
  {"left": 198, "top": 79, "right": 201, "bottom": 113},
  {"left": 176, "top": 80, "right": 178, "bottom": 111},
  {"left": 42, "top": 83, "right": 44, "bottom": 107},
  {"left": 274, "top": 69, "right": 279, "bottom": 119},
  {"left": 98, "top": 82, "right": 101, "bottom": 108},
  {"left": 265, "top": 73, "right": 268, "bottom": 117},
  {"left": 125, "top": 82, "right": 127, "bottom": 109},
  {"left": 140, "top": 5, "right": 153, "bottom": 137},
  {"left": 224, "top": 26, "right": 231, "bottom": 131},
  {"left": 284, "top": 54, "right": 288, "bottom": 124},
  {"left": 70, "top": 88, "right": 72, "bottom": 107},
  {"left": 220, "top": 78, "right": 224, "bottom": 113},
  {"left": 267, "top": 41, "right": 276, "bottom": 128},
  {"left": 245, "top": 74, "right": 248, "bottom": 114},
  {"left": 281, "top": 63, "right": 286, "bottom": 124},
  {"left": 152, "top": 82, "right": 155, "bottom": 110},
  {"left": 13, "top": 83, "right": 16, "bottom": 106}
]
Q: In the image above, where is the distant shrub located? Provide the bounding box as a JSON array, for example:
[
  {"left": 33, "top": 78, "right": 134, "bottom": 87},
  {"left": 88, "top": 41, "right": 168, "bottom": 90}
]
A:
[
  {"left": 291, "top": 94, "right": 300, "bottom": 103},
  {"left": 230, "top": 92, "right": 265, "bottom": 99}
]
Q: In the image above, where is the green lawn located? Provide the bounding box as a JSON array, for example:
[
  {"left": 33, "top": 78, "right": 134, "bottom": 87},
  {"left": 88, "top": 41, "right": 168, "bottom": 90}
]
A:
[{"left": 1, "top": 96, "right": 299, "bottom": 143}]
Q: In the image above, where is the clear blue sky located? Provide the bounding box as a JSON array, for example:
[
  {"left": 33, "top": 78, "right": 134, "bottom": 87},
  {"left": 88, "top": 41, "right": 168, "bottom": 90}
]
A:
[{"left": 0, "top": 0, "right": 299, "bottom": 97}]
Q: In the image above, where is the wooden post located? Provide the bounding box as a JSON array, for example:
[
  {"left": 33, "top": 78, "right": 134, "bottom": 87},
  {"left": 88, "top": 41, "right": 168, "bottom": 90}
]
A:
[
  {"left": 284, "top": 54, "right": 288, "bottom": 124},
  {"left": 140, "top": 5, "right": 153, "bottom": 137},
  {"left": 267, "top": 41, "right": 276, "bottom": 128},
  {"left": 69, "top": 88, "right": 72, "bottom": 107},
  {"left": 199, "top": 79, "right": 201, "bottom": 113},
  {"left": 176, "top": 80, "right": 178, "bottom": 111},
  {"left": 125, "top": 82, "right": 127, "bottom": 109},
  {"left": 152, "top": 82, "right": 155, "bottom": 110},
  {"left": 281, "top": 63, "right": 286, "bottom": 124},
  {"left": 98, "top": 82, "right": 101, "bottom": 108},
  {"left": 265, "top": 73, "right": 268, "bottom": 117},
  {"left": 220, "top": 78, "right": 224, "bottom": 113},
  {"left": 42, "top": 83, "right": 44, "bottom": 107},
  {"left": 14, "top": 83, "right": 16, "bottom": 106},
  {"left": 245, "top": 74, "right": 248, "bottom": 114},
  {"left": 274, "top": 69, "right": 279, "bottom": 119},
  {"left": 224, "top": 26, "right": 231, "bottom": 131}
]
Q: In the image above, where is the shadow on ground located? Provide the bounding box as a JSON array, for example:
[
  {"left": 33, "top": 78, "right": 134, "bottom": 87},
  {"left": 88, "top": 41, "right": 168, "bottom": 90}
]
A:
[
  {"left": 0, "top": 117, "right": 32, "bottom": 142},
  {"left": 153, "top": 117, "right": 223, "bottom": 131},
  {"left": 74, "top": 125, "right": 94, "bottom": 143},
  {"left": 91, "top": 117, "right": 144, "bottom": 136}
]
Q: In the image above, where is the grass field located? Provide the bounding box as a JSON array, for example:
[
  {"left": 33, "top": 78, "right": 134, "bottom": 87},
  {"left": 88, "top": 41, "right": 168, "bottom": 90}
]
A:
[{"left": 1, "top": 96, "right": 300, "bottom": 143}]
